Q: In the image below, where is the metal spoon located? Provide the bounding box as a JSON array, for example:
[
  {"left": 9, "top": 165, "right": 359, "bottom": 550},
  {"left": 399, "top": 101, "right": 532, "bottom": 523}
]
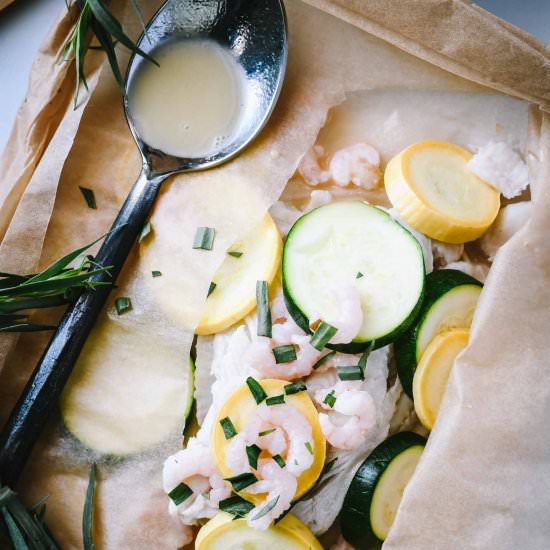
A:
[{"left": 0, "top": 0, "right": 287, "bottom": 485}]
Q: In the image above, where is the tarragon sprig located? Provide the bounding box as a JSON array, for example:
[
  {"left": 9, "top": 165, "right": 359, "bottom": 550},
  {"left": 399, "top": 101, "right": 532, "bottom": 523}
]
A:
[{"left": 61, "top": 0, "right": 156, "bottom": 106}]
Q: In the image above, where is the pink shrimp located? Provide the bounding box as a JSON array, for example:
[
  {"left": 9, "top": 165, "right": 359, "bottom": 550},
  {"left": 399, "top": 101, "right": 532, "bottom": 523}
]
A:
[
  {"left": 329, "top": 143, "right": 381, "bottom": 189},
  {"left": 298, "top": 145, "right": 331, "bottom": 186}
]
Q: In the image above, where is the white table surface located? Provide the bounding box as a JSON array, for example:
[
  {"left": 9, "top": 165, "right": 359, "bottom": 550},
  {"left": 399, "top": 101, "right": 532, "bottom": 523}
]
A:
[{"left": 0, "top": 0, "right": 549, "bottom": 155}]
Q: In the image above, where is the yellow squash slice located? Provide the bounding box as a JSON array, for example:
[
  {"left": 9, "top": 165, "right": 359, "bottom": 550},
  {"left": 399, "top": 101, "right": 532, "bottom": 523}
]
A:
[
  {"left": 413, "top": 328, "right": 469, "bottom": 430},
  {"left": 195, "top": 512, "right": 323, "bottom": 549},
  {"left": 212, "top": 379, "right": 326, "bottom": 503},
  {"left": 384, "top": 140, "right": 500, "bottom": 243},
  {"left": 140, "top": 214, "right": 281, "bottom": 335}
]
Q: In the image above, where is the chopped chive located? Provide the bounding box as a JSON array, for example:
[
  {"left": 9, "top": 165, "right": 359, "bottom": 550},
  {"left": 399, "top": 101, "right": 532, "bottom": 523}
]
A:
[
  {"left": 79, "top": 186, "right": 97, "bottom": 209},
  {"left": 259, "top": 428, "right": 276, "bottom": 437},
  {"left": 219, "top": 495, "right": 254, "bottom": 518},
  {"left": 323, "top": 390, "right": 336, "bottom": 408},
  {"left": 250, "top": 496, "right": 280, "bottom": 521},
  {"left": 266, "top": 394, "right": 285, "bottom": 406},
  {"left": 272, "top": 454, "right": 286, "bottom": 468},
  {"left": 272, "top": 344, "right": 297, "bottom": 364},
  {"left": 284, "top": 380, "right": 307, "bottom": 395},
  {"left": 358, "top": 341, "right": 375, "bottom": 371},
  {"left": 246, "top": 377, "right": 267, "bottom": 404},
  {"left": 312, "top": 350, "right": 336, "bottom": 370},
  {"left": 220, "top": 417, "right": 238, "bottom": 439},
  {"left": 246, "top": 444, "right": 262, "bottom": 469},
  {"left": 207, "top": 281, "right": 216, "bottom": 298},
  {"left": 193, "top": 227, "right": 215, "bottom": 250},
  {"left": 228, "top": 251, "right": 243, "bottom": 258},
  {"left": 152, "top": 270, "right": 162, "bottom": 277},
  {"left": 83, "top": 463, "right": 96, "bottom": 550},
  {"left": 139, "top": 221, "right": 152, "bottom": 242},
  {"left": 356, "top": 271, "right": 364, "bottom": 279},
  {"left": 115, "top": 297, "right": 132, "bottom": 315},
  {"left": 224, "top": 472, "right": 258, "bottom": 492},
  {"left": 310, "top": 321, "right": 337, "bottom": 351},
  {"left": 305, "top": 442, "right": 314, "bottom": 455},
  {"left": 168, "top": 482, "right": 193, "bottom": 505},
  {"left": 256, "top": 280, "right": 272, "bottom": 337},
  {"left": 337, "top": 365, "right": 364, "bottom": 381}
]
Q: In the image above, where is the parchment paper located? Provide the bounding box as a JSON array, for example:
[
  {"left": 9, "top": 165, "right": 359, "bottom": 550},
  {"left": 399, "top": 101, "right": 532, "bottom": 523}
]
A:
[{"left": 0, "top": 1, "right": 549, "bottom": 549}]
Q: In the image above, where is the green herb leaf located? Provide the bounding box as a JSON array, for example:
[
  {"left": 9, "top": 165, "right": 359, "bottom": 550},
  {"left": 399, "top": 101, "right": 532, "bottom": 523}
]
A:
[
  {"left": 138, "top": 221, "right": 151, "bottom": 242},
  {"left": 284, "top": 380, "right": 306, "bottom": 395},
  {"left": 168, "top": 483, "right": 193, "bottom": 506},
  {"left": 258, "top": 428, "right": 276, "bottom": 437},
  {"left": 358, "top": 341, "right": 375, "bottom": 371},
  {"left": 228, "top": 251, "right": 243, "bottom": 258},
  {"left": 272, "top": 454, "right": 286, "bottom": 468},
  {"left": 207, "top": 282, "right": 216, "bottom": 298},
  {"left": 79, "top": 186, "right": 97, "bottom": 209},
  {"left": 83, "top": 463, "right": 96, "bottom": 550},
  {"left": 250, "top": 496, "right": 280, "bottom": 521},
  {"left": 220, "top": 417, "right": 238, "bottom": 439},
  {"left": 255, "top": 280, "right": 272, "bottom": 337},
  {"left": 272, "top": 344, "right": 297, "bottom": 364},
  {"left": 1, "top": 508, "right": 28, "bottom": 550},
  {"left": 224, "top": 472, "right": 258, "bottom": 492},
  {"left": 219, "top": 495, "right": 254, "bottom": 518},
  {"left": 310, "top": 321, "right": 337, "bottom": 351},
  {"left": 312, "top": 350, "right": 336, "bottom": 370},
  {"left": 246, "top": 444, "right": 262, "bottom": 469},
  {"left": 321, "top": 457, "right": 338, "bottom": 477},
  {"left": 193, "top": 227, "right": 216, "bottom": 250},
  {"left": 304, "top": 441, "right": 314, "bottom": 455},
  {"left": 356, "top": 272, "right": 364, "bottom": 279},
  {"left": 246, "top": 377, "right": 267, "bottom": 404},
  {"left": 323, "top": 390, "right": 336, "bottom": 408},
  {"left": 265, "top": 394, "right": 285, "bottom": 406},
  {"left": 115, "top": 297, "right": 132, "bottom": 315},
  {"left": 151, "top": 270, "right": 162, "bottom": 278},
  {"left": 336, "top": 365, "right": 364, "bottom": 381}
]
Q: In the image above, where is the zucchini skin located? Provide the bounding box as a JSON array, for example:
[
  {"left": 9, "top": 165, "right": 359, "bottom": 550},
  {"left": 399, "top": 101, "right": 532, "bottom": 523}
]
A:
[
  {"left": 341, "top": 432, "right": 427, "bottom": 549},
  {"left": 394, "top": 269, "right": 482, "bottom": 398}
]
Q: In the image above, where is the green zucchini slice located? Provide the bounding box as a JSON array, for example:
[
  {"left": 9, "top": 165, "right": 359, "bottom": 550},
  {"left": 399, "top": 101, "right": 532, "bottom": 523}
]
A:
[
  {"left": 341, "top": 432, "right": 426, "bottom": 548},
  {"left": 282, "top": 201, "right": 425, "bottom": 352},
  {"left": 394, "top": 269, "right": 482, "bottom": 398}
]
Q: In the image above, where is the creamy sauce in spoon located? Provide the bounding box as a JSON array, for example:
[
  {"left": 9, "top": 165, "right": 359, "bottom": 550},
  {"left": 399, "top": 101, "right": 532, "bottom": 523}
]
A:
[{"left": 128, "top": 39, "right": 246, "bottom": 158}]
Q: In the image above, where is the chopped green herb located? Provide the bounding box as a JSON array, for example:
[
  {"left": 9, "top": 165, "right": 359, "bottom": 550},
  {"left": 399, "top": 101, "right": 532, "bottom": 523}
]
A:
[
  {"left": 224, "top": 472, "right": 258, "bottom": 492},
  {"left": 284, "top": 380, "right": 307, "bottom": 395},
  {"left": 246, "top": 444, "right": 262, "bottom": 469},
  {"left": 250, "top": 496, "right": 280, "bottom": 521},
  {"left": 139, "top": 221, "right": 152, "bottom": 242},
  {"left": 272, "top": 454, "right": 286, "bottom": 468},
  {"left": 83, "top": 463, "right": 96, "bottom": 550},
  {"left": 305, "top": 442, "right": 314, "bottom": 455},
  {"left": 321, "top": 457, "right": 338, "bottom": 477},
  {"left": 272, "top": 344, "right": 297, "bottom": 364},
  {"left": 152, "top": 270, "right": 162, "bottom": 277},
  {"left": 310, "top": 321, "right": 338, "bottom": 351},
  {"left": 323, "top": 390, "right": 336, "bottom": 408},
  {"left": 193, "top": 227, "right": 216, "bottom": 250},
  {"left": 115, "top": 297, "right": 132, "bottom": 315},
  {"left": 356, "top": 271, "right": 364, "bottom": 279},
  {"left": 79, "top": 186, "right": 97, "bottom": 209},
  {"left": 266, "top": 394, "right": 285, "bottom": 406},
  {"left": 246, "top": 376, "right": 267, "bottom": 404},
  {"left": 259, "top": 428, "right": 277, "bottom": 437},
  {"left": 228, "top": 251, "right": 243, "bottom": 258},
  {"left": 312, "top": 350, "right": 336, "bottom": 370},
  {"left": 219, "top": 495, "right": 254, "bottom": 518},
  {"left": 256, "top": 280, "right": 272, "bottom": 337},
  {"left": 207, "top": 282, "right": 217, "bottom": 298},
  {"left": 337, "top": 365, "right": 364, "bottom": 381},
  {"left": 168, "top": 482, "right": 193, "bottom": 505},
  {"left": 358, "top": 341, "right": 375, "bottom": 371},
  {"left": 220, "top": 417, "right": 238, "bottom": 439}
]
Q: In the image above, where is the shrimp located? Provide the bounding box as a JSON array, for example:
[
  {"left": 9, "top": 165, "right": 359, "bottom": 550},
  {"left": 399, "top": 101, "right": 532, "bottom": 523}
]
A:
[
  {"left": 321, "top": 282, "right": 364, "bottom": 345},
  {"left": 162, "top": 438, "right": 231, "bottom": 525},
  {"left": 225, "top": 403, "right": 315, "bottom": 478},
  {"left": 329, "top": 143, "right": 381, "bottom": 189},
  {"left": 247, "top": 459, "right": 298, "bottom": 530},
  {"left": 298, "top": 145, "right": 331, "bottom": 186},
  {"left": 314, "top": 380, "right": 377, "bottom": 450}
]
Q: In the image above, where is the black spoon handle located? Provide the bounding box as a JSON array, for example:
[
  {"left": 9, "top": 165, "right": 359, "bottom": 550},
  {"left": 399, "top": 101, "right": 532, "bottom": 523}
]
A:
[{"left": 0, "top": 165, "right": 165, "bottom": 487}]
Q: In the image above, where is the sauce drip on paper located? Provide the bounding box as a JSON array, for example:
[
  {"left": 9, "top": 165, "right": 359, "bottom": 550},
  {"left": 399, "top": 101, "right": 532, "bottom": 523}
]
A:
[{"left": 128, "top": 39, "right": 246, "bottom": 158}]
